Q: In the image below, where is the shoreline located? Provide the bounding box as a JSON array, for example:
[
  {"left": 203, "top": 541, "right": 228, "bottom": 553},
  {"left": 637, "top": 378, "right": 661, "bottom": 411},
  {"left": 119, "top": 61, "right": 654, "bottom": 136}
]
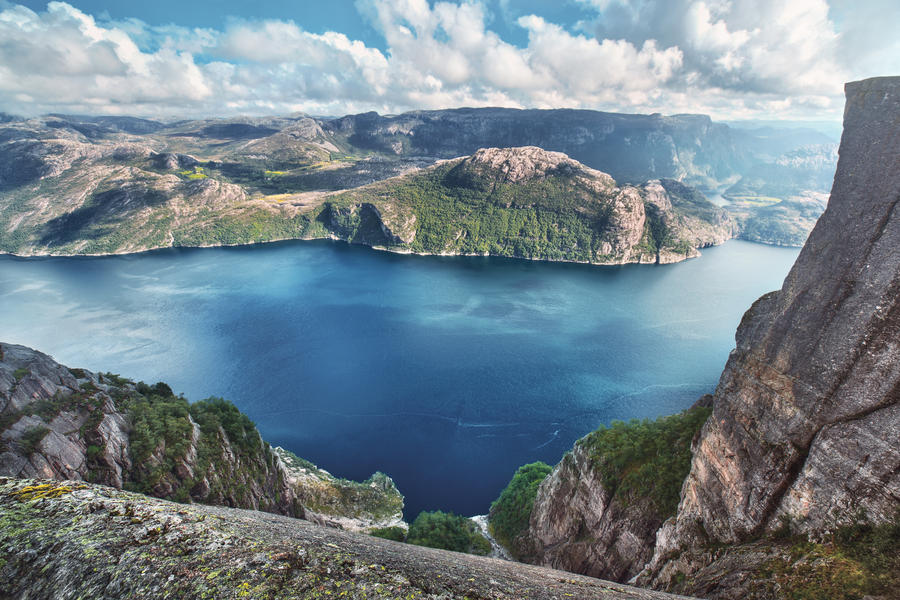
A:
[{"left": 0, "top": 232, "right": 794, "bottom": 264}]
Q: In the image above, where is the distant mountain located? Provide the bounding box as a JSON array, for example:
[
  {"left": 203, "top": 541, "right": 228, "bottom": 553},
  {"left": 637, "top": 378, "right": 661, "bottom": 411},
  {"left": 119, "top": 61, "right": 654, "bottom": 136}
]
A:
[
  {"left": 320, "top": 146, "right": 735, "bottom": 265},
  {"left": 326, "top": 108, "right": 753, "bottom": 190},
  {"left": 723, "top": 143, "right": 837, "bottom": 245},
  {"left": 0, "top": 106, "right": 835, "bottom": 257}
]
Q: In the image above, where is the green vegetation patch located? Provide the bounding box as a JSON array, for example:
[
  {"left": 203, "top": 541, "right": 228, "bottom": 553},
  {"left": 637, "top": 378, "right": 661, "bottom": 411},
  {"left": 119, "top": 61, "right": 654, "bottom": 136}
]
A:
[
  {"left": 488, "top": 461, "right": 552, "bottom": 555},
  {"left": 579, "top": 405, "right": 712, "bottom": 519},
  {"left": 120, "top": 380, "right": 275, "bottom": 505},
  {"left": 761, "top": 516, "right": 900, "bottom": 600},
  {"left": 171, "top": 209, "right": 314, "bottom": 248},
  {"left": 179, "top": 167, "right": 208, "bottom": 180},
  {"left": 20, "top": 426, "right": 50, "bottom": 455},
  {"left": 190, "top": 396, "right": 260, "bottom": 455},
  {"left": 123, "top": 383, "right": 193, "bottom": 469},
  {"left": 325, "top": 160, "right": 621, "bottom": 262},
  {"left": 406, "top": 511, "right": 491, "bottom": 556},
  {"left": 368, "top": 526, "right": 407, "bottom": 542}
]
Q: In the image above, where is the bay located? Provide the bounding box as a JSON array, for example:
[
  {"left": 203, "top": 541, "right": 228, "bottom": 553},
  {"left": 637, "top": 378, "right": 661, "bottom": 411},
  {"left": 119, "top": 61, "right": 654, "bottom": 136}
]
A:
[{"left": 0, "top": 240, "right": 799, "bottom": 517}]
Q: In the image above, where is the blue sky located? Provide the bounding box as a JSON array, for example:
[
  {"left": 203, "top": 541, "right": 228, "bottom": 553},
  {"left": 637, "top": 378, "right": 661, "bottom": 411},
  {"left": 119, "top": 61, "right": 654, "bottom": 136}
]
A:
[
  {"left": 12, "top": 0, "right": 599, "bottom": 50},
  {"left": 1, "top": 0, "right": 897, "bottom": 120}
]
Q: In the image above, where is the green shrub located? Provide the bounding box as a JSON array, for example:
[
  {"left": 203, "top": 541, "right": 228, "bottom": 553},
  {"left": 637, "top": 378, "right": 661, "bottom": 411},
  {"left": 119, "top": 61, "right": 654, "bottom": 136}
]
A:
[
  {"left": 135, "top": 381, "right": 174, "bottom": 398},
  {"left": 763, "top": 516, "right": 900, "bottom": 600},
  {"left": 20, "top": 425, "right": 50, "bottom": 455},
  {"left": 189, "top": 397, "right": 261, "bottom": 454},
  {"left": 122, "top": 387, "right": 192, "bottom": 467},
  {"left": 579, "top": 405, "right": 712, "bottom": 519},
  {"left": 406, "top": 511, "right": 491, "bottom": 556},
  {"left": 369, "top": 526, "right": 407, "bottom": 542},
  {"left": 13, "top": 368, "right": 28, "bottom": 382},
  {"left": 488, "top": 462, "right": 552, "bottom": 554},
  {"left": 102, "top": 372, "right": 131, "bottom": 386},
  {"left": 85, "top": 445, "right": 103, "bottom": 461}
]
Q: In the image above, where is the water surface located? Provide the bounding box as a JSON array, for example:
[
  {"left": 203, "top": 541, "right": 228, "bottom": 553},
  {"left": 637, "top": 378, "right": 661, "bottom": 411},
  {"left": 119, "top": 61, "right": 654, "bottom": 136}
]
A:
[{"left": 0, "top": 240, "right": 799, "bottom": 517}]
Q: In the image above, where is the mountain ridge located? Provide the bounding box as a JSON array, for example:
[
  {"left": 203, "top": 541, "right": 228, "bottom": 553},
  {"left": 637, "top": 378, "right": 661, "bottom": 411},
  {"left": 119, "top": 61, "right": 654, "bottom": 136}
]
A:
[{"left": 0, "top": 106, "right": 834, "bottom": 257}]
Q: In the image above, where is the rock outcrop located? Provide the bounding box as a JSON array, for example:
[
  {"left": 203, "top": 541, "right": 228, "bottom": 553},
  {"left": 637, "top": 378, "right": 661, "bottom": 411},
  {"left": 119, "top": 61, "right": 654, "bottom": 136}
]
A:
[
  {"left": 0, "top": 478, "right": 691, "bottom": 600},
  {"left": 458, "top": 146, "right": 615, "bottom": 185},
  {"left": 522, "top": 443, "right": 661, "bottom": 582},
  {"left": 517, "top": 404, "right": 712, "bottom": 585},
  {"left": 0, "top": 342, "right": 404, "bottom": 532}
]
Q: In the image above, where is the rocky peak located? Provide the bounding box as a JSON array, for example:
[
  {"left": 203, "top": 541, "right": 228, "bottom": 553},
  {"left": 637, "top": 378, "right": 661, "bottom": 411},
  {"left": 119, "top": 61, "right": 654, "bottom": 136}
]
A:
[{"left": 462, "top": 146, "right": 614, "bottom": 185}]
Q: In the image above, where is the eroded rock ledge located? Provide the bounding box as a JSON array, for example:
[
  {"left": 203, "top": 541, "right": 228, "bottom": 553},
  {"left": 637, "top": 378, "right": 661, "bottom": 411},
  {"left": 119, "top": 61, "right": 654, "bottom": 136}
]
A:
[{"left": 0, "top": 478, "right": 693, "bottom": 600}]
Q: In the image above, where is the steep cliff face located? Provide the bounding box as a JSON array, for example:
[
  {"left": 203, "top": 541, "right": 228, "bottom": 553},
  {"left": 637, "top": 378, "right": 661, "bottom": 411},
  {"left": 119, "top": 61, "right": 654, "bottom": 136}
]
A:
[
  {"left": 518, "top": 405, "right": 711, "bottom": 584},
  {"left": 0, "top": 342, "right": 404, "bottom": 532},
  {"left": 508, "top": 77, "right": 899, "bottom": 600},
  {"left": 521, "top": 444, "right": 661, "bottom": 582},
  {"left": 640, "top": 75, "right": 900, "bottom": 591}
]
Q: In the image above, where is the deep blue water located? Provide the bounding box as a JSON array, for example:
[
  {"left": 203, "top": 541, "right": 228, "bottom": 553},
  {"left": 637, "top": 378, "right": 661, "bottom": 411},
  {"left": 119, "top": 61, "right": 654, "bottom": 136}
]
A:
[{"left": 0, "top": 240, "right": 799, "bottom": 517}]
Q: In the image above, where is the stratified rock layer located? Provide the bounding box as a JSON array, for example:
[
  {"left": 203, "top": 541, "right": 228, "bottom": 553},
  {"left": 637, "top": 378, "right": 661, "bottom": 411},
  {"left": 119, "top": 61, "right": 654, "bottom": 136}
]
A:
[{"left": 647, "top": 75, "right": 900, "bottom": 575}]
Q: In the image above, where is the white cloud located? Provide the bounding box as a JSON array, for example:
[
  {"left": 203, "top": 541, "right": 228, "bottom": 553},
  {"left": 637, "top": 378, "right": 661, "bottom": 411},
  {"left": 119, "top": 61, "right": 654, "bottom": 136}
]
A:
[
  {"left": 580, "top": 0, "right": 847, "bottom": 96},
  {"left": 0, "top": 0, "right": 890, "bottom": 120}
]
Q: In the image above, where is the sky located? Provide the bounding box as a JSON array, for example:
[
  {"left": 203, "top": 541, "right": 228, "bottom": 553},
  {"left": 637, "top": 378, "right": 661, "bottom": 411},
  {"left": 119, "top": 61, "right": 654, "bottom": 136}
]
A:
[{"left": 0, "top": 0, "right": 897, "bottom": 121}]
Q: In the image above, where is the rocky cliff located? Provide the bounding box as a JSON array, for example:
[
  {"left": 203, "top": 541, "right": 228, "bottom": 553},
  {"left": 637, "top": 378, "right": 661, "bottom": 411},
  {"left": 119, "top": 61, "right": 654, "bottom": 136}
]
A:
[
  {"left": 516, "top": 405, "right": 711, "bottom": 584},
  {"left": 654, "top": 75, "right": 900, "bottom": 551},
  {"left": 0, "top": 478, "right": 691, "bottom": 600},
  {"left": 513, "top": 76, "right": 900, "bottom": 599},
  {"left": 0, "top": 342, "right": 404, "bottom": 532}
]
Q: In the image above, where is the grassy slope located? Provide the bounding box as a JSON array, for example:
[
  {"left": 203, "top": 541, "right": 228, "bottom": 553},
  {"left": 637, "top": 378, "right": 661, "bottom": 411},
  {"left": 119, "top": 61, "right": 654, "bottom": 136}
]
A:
[{"left": 320, "top": 159, "right": 724, "bottom": 264}]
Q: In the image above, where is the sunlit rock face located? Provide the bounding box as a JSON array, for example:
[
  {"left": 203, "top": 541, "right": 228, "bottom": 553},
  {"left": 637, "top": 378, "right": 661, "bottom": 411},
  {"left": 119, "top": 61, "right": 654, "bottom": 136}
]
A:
[{"left": 649, "top": 75, "right": 900, "bottom": 571}]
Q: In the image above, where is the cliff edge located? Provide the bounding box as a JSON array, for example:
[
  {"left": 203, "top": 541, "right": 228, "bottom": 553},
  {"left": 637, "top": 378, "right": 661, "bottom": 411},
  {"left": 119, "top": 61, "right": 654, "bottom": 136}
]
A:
[
  {"left": 0, "top": 342, "right": 404, "bottom": 533},
  {"left": 640, "top": 75, "right": 900, "bottom": 593},
  {"left": 514, "top": 77, "right": 900, "bottom": 599},
  {"left": 0, "top": 478, "right": 693, "bottom": 599}
]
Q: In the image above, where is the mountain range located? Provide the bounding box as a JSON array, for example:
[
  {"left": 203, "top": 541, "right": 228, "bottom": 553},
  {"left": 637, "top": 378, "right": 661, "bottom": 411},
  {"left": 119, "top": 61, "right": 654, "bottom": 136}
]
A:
[{"left": 0, "top": 107, "right": 836, "bottom": 259}]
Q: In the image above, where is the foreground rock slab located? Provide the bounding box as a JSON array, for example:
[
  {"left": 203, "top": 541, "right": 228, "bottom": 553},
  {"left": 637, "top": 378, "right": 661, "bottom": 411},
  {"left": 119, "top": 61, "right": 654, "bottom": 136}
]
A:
[{"left": 0, "top": 478, "right": 693, "bottom": 600}]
